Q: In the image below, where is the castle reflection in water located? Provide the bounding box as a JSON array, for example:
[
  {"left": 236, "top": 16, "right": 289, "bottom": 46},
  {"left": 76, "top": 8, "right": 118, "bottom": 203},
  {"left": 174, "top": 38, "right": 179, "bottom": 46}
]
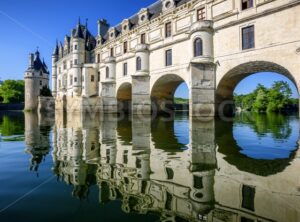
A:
[{"left": 24, "top": 112, "right": 300, "bottom": 222}]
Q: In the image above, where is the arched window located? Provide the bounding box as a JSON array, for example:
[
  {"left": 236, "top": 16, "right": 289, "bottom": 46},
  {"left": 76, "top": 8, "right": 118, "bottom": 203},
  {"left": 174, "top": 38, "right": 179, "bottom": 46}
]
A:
[
  {"left": 194, "top": 38, "right": 203, "bottom": 57},
  {"left": 136, "top": 57, "right": 142, "bottom": 71},
  {"left": 106, "top": 67, "right": 109, "bottom": 79}
]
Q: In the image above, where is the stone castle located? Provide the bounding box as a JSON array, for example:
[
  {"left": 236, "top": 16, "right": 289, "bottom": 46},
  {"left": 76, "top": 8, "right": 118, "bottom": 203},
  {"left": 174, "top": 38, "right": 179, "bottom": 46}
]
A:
[{"left": 22, "top": 0, "right": 298, "bottom": 116}]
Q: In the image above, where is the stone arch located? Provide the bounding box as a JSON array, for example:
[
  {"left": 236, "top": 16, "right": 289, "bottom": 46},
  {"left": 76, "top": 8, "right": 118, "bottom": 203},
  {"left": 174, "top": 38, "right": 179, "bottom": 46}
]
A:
[
  {"left": 117, "top": 82, "right": 132, "bottom": 114},
  {"left": 150, "top": 74, "right": 189, "bottom": 114},
  {"left": 216, "top": 61, "right": 298, "bottom": 116}
]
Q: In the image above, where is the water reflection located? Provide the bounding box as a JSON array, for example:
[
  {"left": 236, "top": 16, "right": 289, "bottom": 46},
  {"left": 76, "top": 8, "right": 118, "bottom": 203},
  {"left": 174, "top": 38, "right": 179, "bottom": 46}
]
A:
[{"left": 8, "top": 111, "right": 300, "bottom": 221}]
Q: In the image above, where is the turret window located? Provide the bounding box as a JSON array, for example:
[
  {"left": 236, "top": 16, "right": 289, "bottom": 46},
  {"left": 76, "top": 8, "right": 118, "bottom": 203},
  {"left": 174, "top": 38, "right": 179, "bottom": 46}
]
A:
[
  {"left": 74, "top": 77, "right": 77, "bottom": 83},
  {"left": 136, "top": 57, "right": 142, "bottom": 71},
  {"left": 40, "top": 71, "right": 43, "bottom": 76},
  {"left": 123, "top": 41, "right": 128, "bottom": 53},
  {"left": 91, "top": 75, "right": 95, "bottom": 82},
  {"left": 97, "top": 54, "right": 100, "bottom": 63},
  {"left": 40, "top": 80, "right": 42, "bottom": 86},
  {"left": 106, "top": 67, "right": 109, "bottom": 78},
  {"left": 70, "top": 75, "right": 73, "bottom": 85},
  {"left": 194, "top": 38, "right": 203, "bottom": 57},
  {"left": 165, "top": 22, "right": 172, "bottom": 38},
  {"left": 197, "top": 8, "right": 205, "bottom": 21},
  {"left": 141, "top": 33, "right": 146, "bottom": 44},
  {"left": 98, "top": 72, "right": 100, "bottom": 82},
  {"left": 74, "top": 59, "right": 78, "bottom": 65},
  {"left": 74, "top": 45, "right": 77, "bottom": 50},
  {"left": 110, "top": 48, "right": 114, "bottom": 57}
]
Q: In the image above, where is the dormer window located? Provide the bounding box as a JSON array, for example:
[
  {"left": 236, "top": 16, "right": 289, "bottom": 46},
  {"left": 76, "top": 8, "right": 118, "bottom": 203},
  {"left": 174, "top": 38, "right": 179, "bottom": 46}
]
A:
[
  {"left": 162, "top": 0, "right": 175, "bottom": 12},
  {"left": 122, "top": 19, "right": 130, "bottom": 33},
  {"left": 109, "top": 28, "right": 116, "bottom": 40},
  {"left": 138, "top": 8, "right": 149, "bottom": 24}
]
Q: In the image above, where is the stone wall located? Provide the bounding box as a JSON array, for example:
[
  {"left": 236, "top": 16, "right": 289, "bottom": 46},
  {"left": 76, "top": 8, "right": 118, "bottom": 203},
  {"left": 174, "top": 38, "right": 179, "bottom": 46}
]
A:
[{"left": 38, "top": 96, "right": 55, "bottom": 113}]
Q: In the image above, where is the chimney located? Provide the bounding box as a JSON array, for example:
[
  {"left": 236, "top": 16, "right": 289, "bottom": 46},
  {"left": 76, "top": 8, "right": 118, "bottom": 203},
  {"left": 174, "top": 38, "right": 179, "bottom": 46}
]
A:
[
  {"left": 97, "top": 19, "right": 110, "bottom": 37},
  {"left": 29, "top": 53, "right": 34, "bottom": 68}
]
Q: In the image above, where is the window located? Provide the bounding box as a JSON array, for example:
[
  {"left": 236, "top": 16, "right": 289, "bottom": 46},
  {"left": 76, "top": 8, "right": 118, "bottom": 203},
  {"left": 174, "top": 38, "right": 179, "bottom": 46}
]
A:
[
  {"left": 197, "top": 8, "right": 205, "bottom": 21},
  {"left": 74, "top": 77, "right": 77, "bottom": 83},
  {"left": 70, "top": 61, "right": 73, "bottom": 68},
  {"left": 98, "top": 72, "right": 100, "bottom": 82},
  {"left": 166, "top": 168, "right": 174, "bottom": 180},
  {"left": 74, "top": 45, "right": 77, "bottom": 50},
  {"left": 123, "top": 41, "right": 128, "bottom": 53},
  {"left": 136, "top": 57, "right": 142, "bottom": 71},
  {"left": 123, "top": 63, "right": 128, "bottom": 76},
  {"left": 141, "top": 33, "right": 146, "bottom": 44},
  {"left": 242, "top": 25, "right": 255, "bottom": 50},
  {"left": 74, "top": 59, "right": 78, "bottom": 65},
  {"left": 242, "top": 0, "right": 253, "bottom": 10},
  {"left": 106, "top": 67, "right": 109, "bottom": 78},
  {"left": 110, "top": 48, "right": 114, "bottom": 57},
  {"left": 39, "top": 80, "right": 42, "bottom": 86},
  {"left": 194, "top": 38, "right": 203, "bottom": 57},
  {"left": 70, "top": 75, "right": 73, "bottom": 85},
  {"left": 40, "top": 71, "right": 43, "bottom": 76},
  {"left": 242, "top": 185, "right": 255, "bottom": 211},
  {"left": 97, "top": 54, "right": 100, "bottom": 63},
  {"left": 165, "top": 22, "right": 172, "bottom": 38},
  {"left": 165, "top": 49, "right": 172, "bottom": 66},
  {"left": 193, "top": 176, "right": 203, "bottom": 189},
  {"left": 91, "top": 75, "right": 95, "bottom": 82},
  {"left": 58, "top": 67, "right": 61, "bottom": 74},
  {"left": 59, "top": 80, "right": 61, "bottom": 88},
  {"left": 63, "top": 61, "right": 67, "bottom": 70}
]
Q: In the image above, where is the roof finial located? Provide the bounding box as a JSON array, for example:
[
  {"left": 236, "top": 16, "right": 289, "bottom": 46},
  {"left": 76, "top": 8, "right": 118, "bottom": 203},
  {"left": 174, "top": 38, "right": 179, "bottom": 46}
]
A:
[
  {"left": 85, "top": 18, "right": 88, "bottom": 28},
  {"left": 78, "top": 17, "right": 81, "bottom": 25}
]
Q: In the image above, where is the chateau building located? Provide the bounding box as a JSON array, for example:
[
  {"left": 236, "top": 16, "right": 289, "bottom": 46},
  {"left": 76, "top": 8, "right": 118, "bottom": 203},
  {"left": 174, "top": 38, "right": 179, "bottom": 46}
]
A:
[{"left": 52, "top": 0, "right": 300, "bottom": 116}]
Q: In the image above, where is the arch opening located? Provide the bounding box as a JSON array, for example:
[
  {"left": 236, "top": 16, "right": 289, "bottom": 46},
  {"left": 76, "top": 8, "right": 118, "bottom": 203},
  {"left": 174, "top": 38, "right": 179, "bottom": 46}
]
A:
[
  {"left": 151, "top": 74, "right": 189, "bottom": 115},
  {"left": 216, "top": 61, "right": 299, "bottom": 116},
  {"left": 117, "top": 83, "right": 132, "bottom": 114}
]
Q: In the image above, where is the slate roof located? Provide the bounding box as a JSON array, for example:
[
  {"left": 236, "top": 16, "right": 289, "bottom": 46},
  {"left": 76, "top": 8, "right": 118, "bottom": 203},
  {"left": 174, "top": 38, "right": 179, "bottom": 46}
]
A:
[
  {"left": 101, "top": 0, "right": 192, "bottom": 43},
  {"left": 31, "top": 50, "right": 49, "bottom": 74}
]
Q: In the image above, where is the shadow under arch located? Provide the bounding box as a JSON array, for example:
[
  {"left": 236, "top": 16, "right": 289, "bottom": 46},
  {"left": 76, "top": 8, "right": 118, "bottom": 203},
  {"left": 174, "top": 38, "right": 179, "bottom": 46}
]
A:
[
  {"left": 151, "top": 74, "right": 189, "bottom": 114},
  {"left": 216, "top": 61, "right": 299, "bottom": 116},
  {"left": 117, "top": 82, "right": 132, "bottom": 114},
  {"left": 215, "top": 118, "right": 298, "bottom": 177}
]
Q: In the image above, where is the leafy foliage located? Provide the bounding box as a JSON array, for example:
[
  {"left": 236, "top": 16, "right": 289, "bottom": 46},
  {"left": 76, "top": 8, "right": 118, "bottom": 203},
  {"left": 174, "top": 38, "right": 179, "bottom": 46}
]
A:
[
  {"left": 0, "top": 80, "right": 24, "bottom": 103},
  {"left": 234, "top": 81, "right": 298, "bottom": 113},
  {"left": 174, "top": 97, "right": 189, "bottom": 104}
]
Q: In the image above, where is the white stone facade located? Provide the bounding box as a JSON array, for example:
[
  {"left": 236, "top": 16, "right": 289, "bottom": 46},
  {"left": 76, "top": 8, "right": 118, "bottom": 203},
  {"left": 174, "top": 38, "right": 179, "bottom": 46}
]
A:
[{"left": 52, "top": 0, "right": 300, "bottom": 116}]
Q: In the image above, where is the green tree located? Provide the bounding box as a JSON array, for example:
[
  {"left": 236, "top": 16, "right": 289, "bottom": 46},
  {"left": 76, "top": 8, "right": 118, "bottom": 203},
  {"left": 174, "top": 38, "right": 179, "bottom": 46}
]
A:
[
  {"left": 0, "top": 80, "right": 25, "bottom": 103},
  {"left": 252, "top": 84, "right": 269, "bottom": 112},
  {"left": 267, "top": 81, "right": 292, "bottom": 112}
]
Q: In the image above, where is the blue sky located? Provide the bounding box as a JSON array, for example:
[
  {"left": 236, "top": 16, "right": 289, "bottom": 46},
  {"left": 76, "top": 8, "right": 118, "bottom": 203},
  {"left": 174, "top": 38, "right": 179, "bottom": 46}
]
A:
[{"left": 0, "top": 0, "right": 298, "bottom": 98}]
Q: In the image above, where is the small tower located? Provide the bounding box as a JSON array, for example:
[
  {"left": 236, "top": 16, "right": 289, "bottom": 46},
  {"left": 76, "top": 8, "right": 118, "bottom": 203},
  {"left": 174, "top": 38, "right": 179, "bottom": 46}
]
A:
[
  {"left": 24, "top": 49, "right": 50, "bottom": 111},
  {"left": 72, "top": 18, "right": 86, "bottom": 96},
  {"left": 52, "top": 41, "right": 59, "bottom": 97}
]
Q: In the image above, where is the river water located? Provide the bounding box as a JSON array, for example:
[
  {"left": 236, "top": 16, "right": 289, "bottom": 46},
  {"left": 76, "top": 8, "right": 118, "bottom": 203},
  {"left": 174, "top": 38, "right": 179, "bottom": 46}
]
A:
[{"left": 0, "top": 111, "right": 299, "bottom": 222}]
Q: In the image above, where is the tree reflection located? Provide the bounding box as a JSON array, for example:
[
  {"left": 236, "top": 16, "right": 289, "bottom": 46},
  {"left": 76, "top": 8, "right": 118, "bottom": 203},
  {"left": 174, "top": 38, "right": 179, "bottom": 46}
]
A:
[
  {"left": 0, "top": 112, "right": 24, "bottom": 137},
  {"left": 235, "top": 112, "right": 293, "bottom": 140}
]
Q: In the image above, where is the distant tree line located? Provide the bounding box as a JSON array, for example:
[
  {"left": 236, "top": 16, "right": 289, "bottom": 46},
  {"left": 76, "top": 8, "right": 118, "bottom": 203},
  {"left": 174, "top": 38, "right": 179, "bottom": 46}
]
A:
[
  {"left": 0, "top": 80, "right": 24, "bottom": 104},
  {"left": 0, "top": 80, "right": 52, "bottom": 104},
  {"left": 234, "top": 81, "right": 298, "bottom": 113}
]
